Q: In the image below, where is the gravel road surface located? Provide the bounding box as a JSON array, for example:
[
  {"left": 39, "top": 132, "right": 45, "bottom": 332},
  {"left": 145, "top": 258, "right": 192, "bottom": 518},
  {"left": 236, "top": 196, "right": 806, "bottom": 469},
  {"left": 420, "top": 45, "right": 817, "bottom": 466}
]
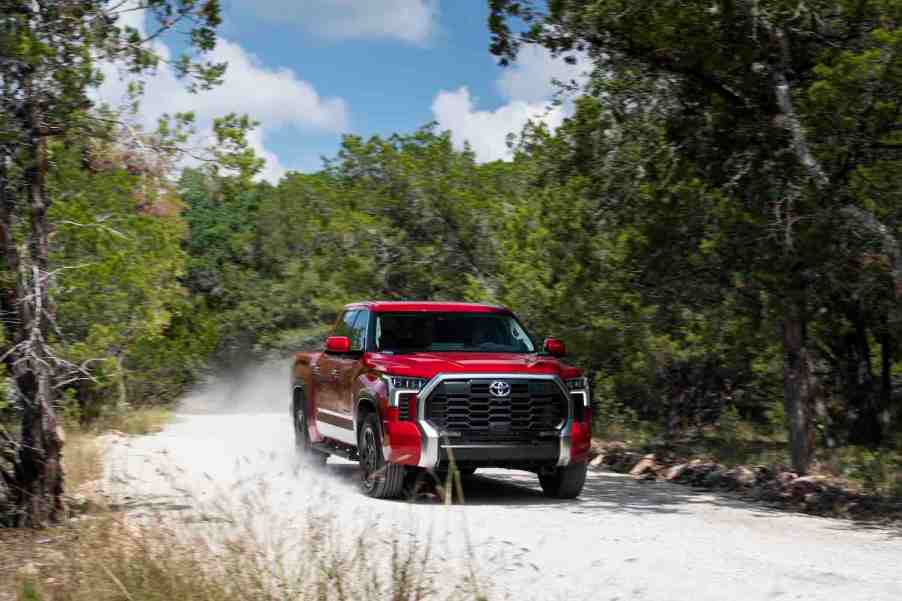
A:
[{"left": 104, "top": 412, "right": 902, "bottom": 601}]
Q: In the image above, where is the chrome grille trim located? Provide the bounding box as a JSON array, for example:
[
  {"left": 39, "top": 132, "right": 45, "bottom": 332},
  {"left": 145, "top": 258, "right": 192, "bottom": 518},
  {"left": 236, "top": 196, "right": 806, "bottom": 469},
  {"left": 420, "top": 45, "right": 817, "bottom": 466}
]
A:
[{"left": 415, "top": 373, "right": 573, "bottom": 469}]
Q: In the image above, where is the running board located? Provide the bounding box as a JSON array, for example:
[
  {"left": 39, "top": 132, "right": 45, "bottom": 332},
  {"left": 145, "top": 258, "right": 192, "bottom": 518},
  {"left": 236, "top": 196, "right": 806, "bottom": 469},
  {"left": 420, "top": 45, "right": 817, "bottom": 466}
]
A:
[{"left": 312, "top": 440, "right": 359, "bottom": 461}]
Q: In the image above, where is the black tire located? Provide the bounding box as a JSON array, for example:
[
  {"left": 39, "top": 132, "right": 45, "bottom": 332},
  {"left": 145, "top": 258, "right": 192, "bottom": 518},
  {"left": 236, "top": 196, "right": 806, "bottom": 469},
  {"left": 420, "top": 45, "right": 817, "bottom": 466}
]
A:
[
  {"left": 293, "top": 388, "right": 327, "bottom": 467},
  {"left": 358, "top": 413, "right": 405, "bottom": 499},
  {"left": 539, "top": 463, "right": 587, "bottom": 499}
]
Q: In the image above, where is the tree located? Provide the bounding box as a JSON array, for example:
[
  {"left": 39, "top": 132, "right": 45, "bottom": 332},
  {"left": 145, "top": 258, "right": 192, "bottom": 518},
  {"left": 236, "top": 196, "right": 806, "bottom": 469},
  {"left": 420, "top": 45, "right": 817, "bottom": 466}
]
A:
[
  {"left": 0, "top": 0, "right": 222, "bottom": 527},
  {"left": 488, "top": 0, "right": 902, "bottom": 472}
]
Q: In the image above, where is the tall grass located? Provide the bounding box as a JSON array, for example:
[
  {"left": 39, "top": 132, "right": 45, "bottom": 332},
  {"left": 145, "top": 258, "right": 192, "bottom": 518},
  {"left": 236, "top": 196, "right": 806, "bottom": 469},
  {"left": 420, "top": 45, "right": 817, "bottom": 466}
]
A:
[
  {"left": 16, "top": 429, "right": 491, "bottom": 601},
  {"left": 90, "top": 407, "right": 174, "bottom": 436},
  {"left": 62, "top": 431, "right": 103, "bottom": 493},
  {"left": 16, "top": 506, "right": 489, "bottom": 601}
]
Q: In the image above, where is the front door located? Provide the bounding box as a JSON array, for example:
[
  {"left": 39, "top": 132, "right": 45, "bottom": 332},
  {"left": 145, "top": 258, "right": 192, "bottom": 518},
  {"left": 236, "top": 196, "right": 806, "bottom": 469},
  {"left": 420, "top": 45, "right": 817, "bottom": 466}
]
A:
[
  {"left": 315, "top": 310, "right": 360, "bottom": 444},
  {"left": 332, "top": 309, "right": 370, "bottom": 418}
]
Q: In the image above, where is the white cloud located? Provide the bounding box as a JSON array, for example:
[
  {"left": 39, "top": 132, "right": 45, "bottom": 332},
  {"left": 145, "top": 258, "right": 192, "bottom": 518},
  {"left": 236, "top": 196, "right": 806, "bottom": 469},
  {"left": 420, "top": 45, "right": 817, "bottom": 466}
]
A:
[
  {"left": 431, "top": 45, "right": 589, "bottom": 163},
  {"left": 431, "top": 87, "right": 566, "bottom": 162},
  {"left": 95, "top": 7, "right": 348, "bottom": 182},
  {"left": 243, "top": 0, "right": 438, "bottom": 44},
  {"left": 497, "top": 45, "right": 589, "bottom": 104}
]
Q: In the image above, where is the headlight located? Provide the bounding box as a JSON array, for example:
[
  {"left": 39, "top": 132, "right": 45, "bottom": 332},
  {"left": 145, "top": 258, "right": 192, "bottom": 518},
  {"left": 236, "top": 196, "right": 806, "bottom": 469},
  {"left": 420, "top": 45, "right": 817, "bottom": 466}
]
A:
[
  {"left": 388, "top": 376, "right": 427, "bottom": 391},
  {"left": 565, "top": 377, "right": 588, "bottom": 391},
  {"left": 383, "top": 376, "right": 428, "bottom": 407},
  {"left": 565, "top": 377, "right": 589, "bottom": 408}
]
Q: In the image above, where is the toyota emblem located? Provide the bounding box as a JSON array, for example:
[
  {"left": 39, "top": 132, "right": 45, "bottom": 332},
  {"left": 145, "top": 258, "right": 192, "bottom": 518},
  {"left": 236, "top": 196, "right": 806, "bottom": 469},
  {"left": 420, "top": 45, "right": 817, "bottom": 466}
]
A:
[{"left": 489, "top": 381, "right": 511, "bottom": 397}]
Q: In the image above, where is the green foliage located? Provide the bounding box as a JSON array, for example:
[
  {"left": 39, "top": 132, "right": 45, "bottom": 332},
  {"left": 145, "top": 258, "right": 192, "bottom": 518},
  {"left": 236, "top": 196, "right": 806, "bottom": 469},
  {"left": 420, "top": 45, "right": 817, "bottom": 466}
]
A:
[
  {"left": 487, "top": 0, "right": 902, "bottom": 472},
  {"left": 182, "top": 126, "right": 509, "bottom": 361},
  {"left": 38, "top": 138, "right": 215, "bottom": 419},
  {"left": 719, "top": 405, "right": 742, "bottom": 446},
  {"left": 16, "top": 576, "right": 44, "bottom": 601},
  {"left": 2, "top": 2, "right": 899, "bottom": 498}
]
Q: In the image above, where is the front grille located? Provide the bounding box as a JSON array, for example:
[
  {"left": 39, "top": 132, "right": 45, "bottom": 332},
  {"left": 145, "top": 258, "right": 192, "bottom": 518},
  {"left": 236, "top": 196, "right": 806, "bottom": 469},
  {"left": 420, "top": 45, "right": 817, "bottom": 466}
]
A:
[{"left": 425, "top": 378, "right": 567, "bottom": 442}]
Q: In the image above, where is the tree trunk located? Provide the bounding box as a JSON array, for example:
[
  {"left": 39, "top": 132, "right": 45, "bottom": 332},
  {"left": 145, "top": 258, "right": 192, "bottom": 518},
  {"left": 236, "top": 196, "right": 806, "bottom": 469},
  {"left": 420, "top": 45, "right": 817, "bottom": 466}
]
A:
[
  {"left": 20, "top": 119, "right": 65, "bottom": 527},
  {"left": 781, "top": 303, "right": 814, "bottom": 474},
  {"left": 2, "top": 109, "right": 66, "bottom": 527},
  {"left": 879, "top": 320, "right": 893, "bottom": 428},
  {"left": 847, "top": 308, "right": 881, "bottom": 446}
]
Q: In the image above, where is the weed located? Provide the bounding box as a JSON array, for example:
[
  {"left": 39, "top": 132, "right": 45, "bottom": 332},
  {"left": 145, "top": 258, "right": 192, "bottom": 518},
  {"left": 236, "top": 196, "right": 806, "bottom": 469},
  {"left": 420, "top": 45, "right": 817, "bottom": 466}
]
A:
[
  {"left": 62, "top": 431, "right": 102, "bottom": 493},
  {"left": 91, "top": 407, "right": 174, "bottom": 436}
]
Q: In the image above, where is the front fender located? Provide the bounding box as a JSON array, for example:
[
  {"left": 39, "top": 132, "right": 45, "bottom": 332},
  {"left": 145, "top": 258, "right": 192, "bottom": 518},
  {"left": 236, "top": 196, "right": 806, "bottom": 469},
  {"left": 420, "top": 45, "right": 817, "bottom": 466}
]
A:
[{"left": 352, "top": 373, "right": 420, "bottom": 465}]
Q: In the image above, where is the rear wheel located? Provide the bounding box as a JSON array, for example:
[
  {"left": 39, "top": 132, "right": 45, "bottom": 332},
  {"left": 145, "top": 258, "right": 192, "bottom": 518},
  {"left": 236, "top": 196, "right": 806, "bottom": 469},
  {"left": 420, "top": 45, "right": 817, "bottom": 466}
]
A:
[
  {"left": 539, "top": 463, "right": 587, "bottom": 499},
  {"left": 293, "top": 389, "right": 327, "bottom": 467},
  {"left": 358, "top": 413, "right": 405, "bottom": 499}
]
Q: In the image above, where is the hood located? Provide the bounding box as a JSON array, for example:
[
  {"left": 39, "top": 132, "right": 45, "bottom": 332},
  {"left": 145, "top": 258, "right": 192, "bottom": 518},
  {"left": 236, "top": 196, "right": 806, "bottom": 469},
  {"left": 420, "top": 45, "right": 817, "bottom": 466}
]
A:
[{"left": 365, "top": 351, "right": 582, "bottom": 380}]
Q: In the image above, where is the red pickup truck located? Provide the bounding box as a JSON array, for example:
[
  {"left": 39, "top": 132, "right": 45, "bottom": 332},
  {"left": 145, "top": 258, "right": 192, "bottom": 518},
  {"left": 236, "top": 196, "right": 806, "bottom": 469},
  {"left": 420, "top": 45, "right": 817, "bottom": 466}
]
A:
[{"left": 291, "top": 301, "right": 592, "bottom": 499}]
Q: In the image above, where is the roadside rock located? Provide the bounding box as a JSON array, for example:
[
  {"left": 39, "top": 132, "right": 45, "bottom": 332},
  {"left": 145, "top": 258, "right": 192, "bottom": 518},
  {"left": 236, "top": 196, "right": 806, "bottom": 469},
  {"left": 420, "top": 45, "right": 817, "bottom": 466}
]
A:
[
  {"left": 789, "top": 476, "right": 826, "bottom": 500},
  {"left": 664, "top": 463, "right": 688, "bottom": 481},
  {"left": 721, "top": 466, "right": 755, "bottom": 490},
  {"left": 588, "top": 438, "right": 902, "bottom": 523},
  {"left": 603, "top": 450, "right": 643, "bottom": 473},
  {"left": 669, "top": 461, "right": 724, "bottom": 486},
  {"left": 777, "top": 472, "right": 799, "bottom": 486},
  {"left": 629, "top": 454, "right": 658, "bottom": 476},
  {"left": 702, "top": 466, "right": 727, "bottom": 488}
]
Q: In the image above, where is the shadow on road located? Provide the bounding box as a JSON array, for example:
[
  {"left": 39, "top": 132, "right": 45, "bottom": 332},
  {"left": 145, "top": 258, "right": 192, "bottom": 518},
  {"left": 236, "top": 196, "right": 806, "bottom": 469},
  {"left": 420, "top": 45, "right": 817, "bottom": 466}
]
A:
[
  {"left": 458, "top": 469, "right": 779, "bottom": 516},
  {"left": 316, "top": 460, "right": 787, "bottom": 518},
  {"left": 309, "top": 457, "right": 901, "bottom": 537}
]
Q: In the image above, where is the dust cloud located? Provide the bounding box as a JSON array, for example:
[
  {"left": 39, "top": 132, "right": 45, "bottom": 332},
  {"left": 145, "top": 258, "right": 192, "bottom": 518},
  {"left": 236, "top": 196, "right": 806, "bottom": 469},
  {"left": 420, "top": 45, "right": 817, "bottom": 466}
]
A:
[{"left": 177, "top": 360, "right": 292, "bottom": 414}]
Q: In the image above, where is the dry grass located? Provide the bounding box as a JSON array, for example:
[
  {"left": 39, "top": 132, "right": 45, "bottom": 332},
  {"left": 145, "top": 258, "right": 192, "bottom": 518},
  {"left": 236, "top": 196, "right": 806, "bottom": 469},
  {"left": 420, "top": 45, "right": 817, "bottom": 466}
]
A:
[
  {"left": 61, "top": 409, "right": 170, "bottom": 497},
  {"left": 91, "top": 407, "right": 174, "bottom": 436},
  {"left": 10, "top": 447, "right": 490, "bottom": 601},
  {"left": 11, "top": 507, "right": 490, "bottom": 601},
  {"left": 9, "top": 412, "right": 493, "bottom": 601},
  {"left": 62, "top": 431, "right": 103, "bottom": 493}
]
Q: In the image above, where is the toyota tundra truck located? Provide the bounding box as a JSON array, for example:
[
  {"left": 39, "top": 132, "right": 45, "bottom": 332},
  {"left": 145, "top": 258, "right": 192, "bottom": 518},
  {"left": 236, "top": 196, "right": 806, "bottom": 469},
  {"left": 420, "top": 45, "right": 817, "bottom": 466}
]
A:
[{"left": 290, "top": 301, "right": 592, "bottom": 499}]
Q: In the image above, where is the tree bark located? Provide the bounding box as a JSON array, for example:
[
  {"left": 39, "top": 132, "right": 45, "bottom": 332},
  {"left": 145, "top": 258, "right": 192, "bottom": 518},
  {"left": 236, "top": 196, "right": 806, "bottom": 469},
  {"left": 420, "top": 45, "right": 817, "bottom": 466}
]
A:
[
  {"left": 847, "top": 307, "right": 881, "bottom": 446},
  {"left": 781, "top": 302, "right": 814, "bottom": 474},
  {"left": 879, "top": 320, "right": 893, "bottom": 428},
  {"left": 17, "top": 111, "right": 66, "bottom": 527},
  {"left": 1, "top": 96, "right": 66, "bottom": 527}
]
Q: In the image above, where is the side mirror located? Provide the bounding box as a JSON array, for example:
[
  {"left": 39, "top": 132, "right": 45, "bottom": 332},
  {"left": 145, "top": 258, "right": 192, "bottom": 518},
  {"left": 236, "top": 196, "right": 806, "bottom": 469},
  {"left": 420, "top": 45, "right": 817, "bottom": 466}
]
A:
[
  {"left": 543, "top": 338, "right": 566, "bottom": 357},
  {"left": 325, "top": 336, "right": 351, "bottom": 354}
]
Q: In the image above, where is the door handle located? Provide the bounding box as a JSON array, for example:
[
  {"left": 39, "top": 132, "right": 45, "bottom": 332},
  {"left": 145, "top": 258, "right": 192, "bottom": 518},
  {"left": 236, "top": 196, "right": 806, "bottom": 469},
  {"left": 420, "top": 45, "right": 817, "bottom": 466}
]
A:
[{"left": 329, "top": 369, "right": 340, "bottom": 377}]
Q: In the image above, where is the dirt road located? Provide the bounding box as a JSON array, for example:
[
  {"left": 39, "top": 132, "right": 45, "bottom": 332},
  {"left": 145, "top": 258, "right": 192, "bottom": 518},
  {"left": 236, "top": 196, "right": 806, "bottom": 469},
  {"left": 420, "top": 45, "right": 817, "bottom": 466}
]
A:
[{"left": 104, "top": 412, "right": 902, "bottom": 601}]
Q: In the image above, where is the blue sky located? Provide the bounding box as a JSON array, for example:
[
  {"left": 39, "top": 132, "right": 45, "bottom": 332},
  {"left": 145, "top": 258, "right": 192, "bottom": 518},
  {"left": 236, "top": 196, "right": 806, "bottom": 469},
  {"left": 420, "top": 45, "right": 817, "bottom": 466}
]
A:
[{"left": 98, "top": 1, "right": 586, "bottom": 182}]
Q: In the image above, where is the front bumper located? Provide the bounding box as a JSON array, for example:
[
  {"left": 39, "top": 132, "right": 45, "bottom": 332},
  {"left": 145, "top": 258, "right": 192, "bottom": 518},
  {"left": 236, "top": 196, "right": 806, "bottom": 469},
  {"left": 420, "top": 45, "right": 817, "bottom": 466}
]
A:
[{"left": 437, "top": 440, "right": 561, "bottom": 468}]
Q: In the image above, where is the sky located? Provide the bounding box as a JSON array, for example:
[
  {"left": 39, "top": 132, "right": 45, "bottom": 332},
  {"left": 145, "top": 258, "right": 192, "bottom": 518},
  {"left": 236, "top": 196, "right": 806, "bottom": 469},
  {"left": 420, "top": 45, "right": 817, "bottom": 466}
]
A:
[{"left": 96, "top": 1, "right": 588, "bottom": 183}]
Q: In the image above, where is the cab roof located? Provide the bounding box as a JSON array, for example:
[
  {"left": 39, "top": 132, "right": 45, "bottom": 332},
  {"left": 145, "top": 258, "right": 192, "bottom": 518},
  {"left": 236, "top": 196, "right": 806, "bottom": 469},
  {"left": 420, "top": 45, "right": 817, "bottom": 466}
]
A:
[{"left": 345, "top": 301, "right": 511, "bottom": 314}]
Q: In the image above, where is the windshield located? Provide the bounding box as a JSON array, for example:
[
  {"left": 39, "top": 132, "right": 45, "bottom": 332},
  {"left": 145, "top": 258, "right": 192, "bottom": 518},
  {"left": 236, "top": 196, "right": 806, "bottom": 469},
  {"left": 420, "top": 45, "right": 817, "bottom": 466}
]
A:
[{"left": 375, "top": 312, "right": 535, "bottom": 353}]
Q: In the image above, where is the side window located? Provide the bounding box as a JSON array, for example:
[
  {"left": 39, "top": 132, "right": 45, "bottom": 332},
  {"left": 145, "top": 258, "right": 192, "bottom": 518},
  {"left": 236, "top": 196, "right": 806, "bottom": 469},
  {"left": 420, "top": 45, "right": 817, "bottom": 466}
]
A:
[
  {"left": 349, "top": 310, "right": 369, "bottom": 352},
  {"left": 333, "top": 310, "right": 359, "bottom": 339}
]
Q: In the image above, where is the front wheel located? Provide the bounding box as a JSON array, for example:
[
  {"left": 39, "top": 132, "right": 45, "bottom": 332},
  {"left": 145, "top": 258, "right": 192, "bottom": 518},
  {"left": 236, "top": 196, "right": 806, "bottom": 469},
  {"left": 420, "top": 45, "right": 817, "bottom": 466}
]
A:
[
  {"left": 293, "top": 390, "right": 327, "bottom": 467},
  {"left": 539, "top": 463, "right": 587, "bottom": 499},
  {"left": 358, "top": 413, "right": 405, "bottom": 499}
]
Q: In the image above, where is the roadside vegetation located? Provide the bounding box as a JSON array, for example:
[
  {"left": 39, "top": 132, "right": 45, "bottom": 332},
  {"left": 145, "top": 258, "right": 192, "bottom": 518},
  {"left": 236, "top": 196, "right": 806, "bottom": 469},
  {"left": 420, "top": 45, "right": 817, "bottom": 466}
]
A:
[
  {"left": 4, "top": 425, "right": 488, "bottom": 601},
  {"left": 2, "top": 1, "right": 901, "bottom": 527},
  {"left": 9, "top": 512, "right": 489, "bottom": 601}
]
